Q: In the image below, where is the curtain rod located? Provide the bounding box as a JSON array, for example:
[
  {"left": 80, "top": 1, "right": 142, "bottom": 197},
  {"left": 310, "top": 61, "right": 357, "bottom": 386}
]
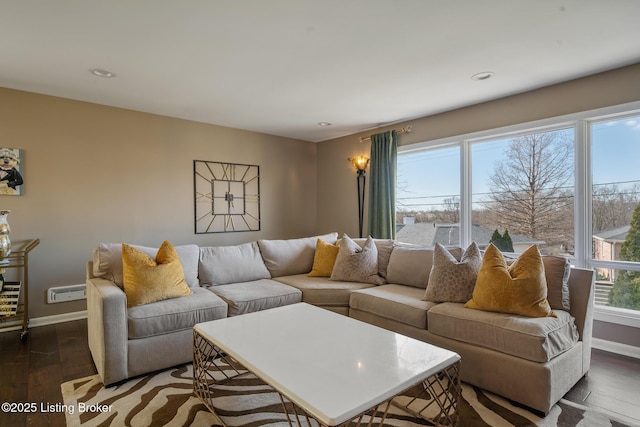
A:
[{"left": 359, "top": 126, "right": 412, "bottom": 143}]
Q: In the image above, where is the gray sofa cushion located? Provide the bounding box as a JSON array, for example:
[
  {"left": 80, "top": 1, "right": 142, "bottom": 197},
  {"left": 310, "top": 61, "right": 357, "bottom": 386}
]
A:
[
  {"left": 207, "top": 279, "right": 302, "bottom": 316},
  {"left": 349, "top": 284, "right": 437, "bottom": 329},
  {"left": 258, "top": 232, "right": 338, "bottom": 277},
  {"left": 275, "top": 274, "right": 374, "bottom": 307},
  {"left": 385, "top": 246, "right": 434, "bottom": 289},
  {"left": 127, "top": 287, "right": 227, "bottom": 339},
  {"left": 427, "top": 302, "right": 579, "bottom": 363},
  {"left": 93, "top": 243, "right": 200, "bottom": 288},
  {"left": 199, "top": 242, "right": 270, "bottom": 285}
]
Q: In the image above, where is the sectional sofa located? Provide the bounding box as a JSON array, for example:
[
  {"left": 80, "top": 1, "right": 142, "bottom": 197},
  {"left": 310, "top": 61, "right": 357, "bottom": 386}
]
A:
[{"left": 86, "top": 232, "right": 594, "bottom": 414}]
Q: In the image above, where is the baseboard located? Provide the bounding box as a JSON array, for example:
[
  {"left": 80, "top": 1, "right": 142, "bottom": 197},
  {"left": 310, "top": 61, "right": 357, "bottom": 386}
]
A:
[
  {"left": 592, "top": 337, "right": 640, "bottom": 360},
  {"left": 0, "top": 310, "right": 87, "bottom": 333}
]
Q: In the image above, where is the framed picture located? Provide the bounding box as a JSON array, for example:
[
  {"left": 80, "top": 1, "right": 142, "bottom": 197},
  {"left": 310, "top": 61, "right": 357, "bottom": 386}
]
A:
[
  {"left": 0, "top": 148, "right": 24, "bottom": 196},
  {"left": 194, "top": 160, "right": 260, "bottom": 233}
]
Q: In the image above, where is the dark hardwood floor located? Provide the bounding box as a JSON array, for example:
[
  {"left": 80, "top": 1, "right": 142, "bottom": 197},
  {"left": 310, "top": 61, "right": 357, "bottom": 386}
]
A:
[
  {"left": 0, "top": 320, "right": 96, "bottom": 427},
  {"left": 1, "top": 319, "right": 639, "bottom": 426}
]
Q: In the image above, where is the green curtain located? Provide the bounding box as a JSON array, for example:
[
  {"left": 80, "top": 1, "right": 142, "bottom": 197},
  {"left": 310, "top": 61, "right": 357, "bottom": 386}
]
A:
[{"left": 367, "top": 130, "right": 397, "bottom": 239}]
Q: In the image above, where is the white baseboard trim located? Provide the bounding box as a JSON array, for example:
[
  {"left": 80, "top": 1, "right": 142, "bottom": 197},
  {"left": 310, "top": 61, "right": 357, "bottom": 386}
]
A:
[
  {"left": 0, "top": 310, "right": 87, "bottom": 333},
  {"left": 592, "top": 337, "right": 640, "bottom": 360}
]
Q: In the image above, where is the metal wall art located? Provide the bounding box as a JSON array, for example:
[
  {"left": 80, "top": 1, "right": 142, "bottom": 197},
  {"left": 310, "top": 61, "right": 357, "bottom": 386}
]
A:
[{"left": 194, "top": 160, "right": 260, "bottom": 233}]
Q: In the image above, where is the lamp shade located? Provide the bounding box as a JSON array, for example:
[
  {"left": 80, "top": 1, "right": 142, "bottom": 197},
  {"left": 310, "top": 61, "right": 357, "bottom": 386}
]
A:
[{"left": 349, "top": 156, "right": 369, "bottom": 172}]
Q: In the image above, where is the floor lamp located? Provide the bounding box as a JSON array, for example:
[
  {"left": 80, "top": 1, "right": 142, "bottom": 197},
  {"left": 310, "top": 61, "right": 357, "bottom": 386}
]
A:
[{"left": 348, "top": 156, "right": 369, "bottom": 238}]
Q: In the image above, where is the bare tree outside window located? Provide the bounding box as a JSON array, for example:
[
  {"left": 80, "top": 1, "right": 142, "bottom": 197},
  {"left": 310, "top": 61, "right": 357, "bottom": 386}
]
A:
[{"left": 475, "top": 130, "right": 575, "bottom": 254}]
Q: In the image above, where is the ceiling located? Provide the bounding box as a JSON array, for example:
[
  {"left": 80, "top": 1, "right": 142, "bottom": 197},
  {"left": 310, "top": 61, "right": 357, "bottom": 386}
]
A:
[{"left": 2, "top": 1, "right": 640, "bottom": 143}]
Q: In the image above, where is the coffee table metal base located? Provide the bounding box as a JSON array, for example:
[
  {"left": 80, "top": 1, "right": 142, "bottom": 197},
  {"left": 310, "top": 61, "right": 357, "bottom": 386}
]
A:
[{"left": 193, "top": 329, "right": 460, "bottom": 427}]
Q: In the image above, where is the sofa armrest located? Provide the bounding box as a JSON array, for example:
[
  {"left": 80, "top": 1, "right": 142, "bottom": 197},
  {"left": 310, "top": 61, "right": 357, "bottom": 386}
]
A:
[
  {"left": 568, "top": 267, "right": 595, "bottom": 374},
  {"left": 86, "top": 275, "right": 128, "bottom": 385}
]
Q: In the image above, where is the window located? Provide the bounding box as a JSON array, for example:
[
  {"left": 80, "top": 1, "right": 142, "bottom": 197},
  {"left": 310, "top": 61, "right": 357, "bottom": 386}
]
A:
[
  {"left": 471, "top": 128, "right": 574, "bottom": 255},
  {"left": 396, "top": 104, "right": 640, "bottom": 322},
  {"left": 590, "top": 115, "right": 640, "bottom": 311},
  {"left": 396, "top": 145, "right": 460, "bottom": 246}
]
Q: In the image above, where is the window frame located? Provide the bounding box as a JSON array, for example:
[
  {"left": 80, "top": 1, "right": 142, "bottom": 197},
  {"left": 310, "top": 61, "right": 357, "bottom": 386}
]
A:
[{"left": 397, "top": 100, "right": 640, "bottom": 327}]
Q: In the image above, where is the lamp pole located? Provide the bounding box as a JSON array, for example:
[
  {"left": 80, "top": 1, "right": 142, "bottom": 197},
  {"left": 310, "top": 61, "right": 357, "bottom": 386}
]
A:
[
  {"left": 348, "top": 156, "right": 369, "bottom": 239},
  {"left": 357, "top": 169, "right": 366, "bottom": 238}
]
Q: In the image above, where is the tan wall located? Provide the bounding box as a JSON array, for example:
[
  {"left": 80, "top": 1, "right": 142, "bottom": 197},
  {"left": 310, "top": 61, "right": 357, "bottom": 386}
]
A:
[{"left": 0, "top": 88, "right": 318, "bottom": 318}]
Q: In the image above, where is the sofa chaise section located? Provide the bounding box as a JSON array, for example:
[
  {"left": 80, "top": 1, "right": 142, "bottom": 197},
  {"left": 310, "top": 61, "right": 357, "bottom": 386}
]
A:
[{"left": 349, "top": 251, "right": 595, "bottom": 414}]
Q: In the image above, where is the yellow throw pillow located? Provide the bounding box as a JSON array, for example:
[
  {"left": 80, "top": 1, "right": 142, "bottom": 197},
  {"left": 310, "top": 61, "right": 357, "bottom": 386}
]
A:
[
  {"left": 308, "top": 238, "right": 340, "bottom": 277},
  {"left": 465, "top": 244, "right": 555, "bottom": 318},
  {"left": 122, "top": 240, "right": 192, "bottom": 307}
]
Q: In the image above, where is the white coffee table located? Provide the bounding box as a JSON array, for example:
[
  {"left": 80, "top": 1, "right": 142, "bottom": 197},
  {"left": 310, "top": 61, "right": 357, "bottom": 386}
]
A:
[{"left": 193, "top": 303, "right": 460, "bottom": 426}]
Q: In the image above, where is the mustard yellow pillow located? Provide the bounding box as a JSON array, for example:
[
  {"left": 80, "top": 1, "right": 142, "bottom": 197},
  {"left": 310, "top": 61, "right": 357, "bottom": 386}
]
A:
[
  {"left": 308, "top": 238, "right": 339, "bottom": 277},
  {"left": 122, "top": 241, "right": 192, "bottom": 307},
  {"left": 465, "top": 244, "right": 555, "bottom": 318}
]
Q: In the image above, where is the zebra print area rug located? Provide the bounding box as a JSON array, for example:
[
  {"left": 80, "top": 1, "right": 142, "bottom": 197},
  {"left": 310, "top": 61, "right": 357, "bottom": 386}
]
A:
[{"left": 61, "top": 364, "right": 637, "bottom": 427}]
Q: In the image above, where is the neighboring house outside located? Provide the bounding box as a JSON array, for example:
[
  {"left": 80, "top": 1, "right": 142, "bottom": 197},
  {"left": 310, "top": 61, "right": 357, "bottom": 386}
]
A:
[
  {"left": 593, "top": 225, "right": 630, "bottom": 281},
  {"left": 395, "top": 222, "right": 438, "bottom": 247},
  {"left": 395, "top": 222, "right": 543, "bottom": 252}
]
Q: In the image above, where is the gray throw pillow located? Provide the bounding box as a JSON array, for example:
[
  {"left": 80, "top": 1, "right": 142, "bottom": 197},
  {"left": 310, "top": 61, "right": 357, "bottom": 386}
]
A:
[
  {"left": 423, "top": 242, "right": 481, "bottom": 303},
  {"left": 330, "top": 235, "right": 385, "bottom": 285}
]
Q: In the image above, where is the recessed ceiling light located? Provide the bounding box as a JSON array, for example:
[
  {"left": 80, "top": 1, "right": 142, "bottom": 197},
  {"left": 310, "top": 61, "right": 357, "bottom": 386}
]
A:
[
  {"left": 318, "top": 122, "right": 332, "bottom": 126},
  {"left": 89, "top": 68, "right": 117, "bottom": 78},
  {"left": 471, "top": 72, "right": 493, "bottom": 81}
]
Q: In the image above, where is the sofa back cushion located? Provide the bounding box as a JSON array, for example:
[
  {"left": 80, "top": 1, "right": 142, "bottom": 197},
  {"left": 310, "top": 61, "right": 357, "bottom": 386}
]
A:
[
  {"left": 542, "top": 256, "right": 571, "bottom": 311},
  {"left": 93, "top": 242, "right": 200, "bottom": 288},
  {"left": 258, "top": 232, "right": 338, "bottom": 278},
  {"left": 385, "top": 246, "right": 436, "bottom": 288},
  {"left": 199, "top": 242, "right": 270, "bottom": 285}
]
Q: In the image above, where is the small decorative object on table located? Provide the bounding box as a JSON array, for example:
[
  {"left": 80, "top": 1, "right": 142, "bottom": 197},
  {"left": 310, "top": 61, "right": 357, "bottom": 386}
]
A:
[
  {"left": 0, "top": 209, "right": 11, "bottom": 292},
  {"left": 0, "top": 210, "right": 11, "bottom": 256}
]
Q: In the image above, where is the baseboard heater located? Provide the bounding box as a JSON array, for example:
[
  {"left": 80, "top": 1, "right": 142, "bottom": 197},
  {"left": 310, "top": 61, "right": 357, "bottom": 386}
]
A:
[{"left": 47, "top": 284, "right": 86, "bottom": 303}]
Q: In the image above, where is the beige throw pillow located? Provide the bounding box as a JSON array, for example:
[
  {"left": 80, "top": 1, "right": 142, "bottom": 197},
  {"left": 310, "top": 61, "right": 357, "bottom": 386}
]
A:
[
  {"left": 330, "top": 235, "right": 385, "bottom": 285},
  {"left": 423, "top": 242, "right": 481, "bottom": 303}
]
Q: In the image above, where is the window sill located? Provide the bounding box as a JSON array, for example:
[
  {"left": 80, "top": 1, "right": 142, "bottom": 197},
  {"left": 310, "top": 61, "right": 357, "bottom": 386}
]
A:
[{"left": 593, "top": 305, "right": 640, "bottom": 328}]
